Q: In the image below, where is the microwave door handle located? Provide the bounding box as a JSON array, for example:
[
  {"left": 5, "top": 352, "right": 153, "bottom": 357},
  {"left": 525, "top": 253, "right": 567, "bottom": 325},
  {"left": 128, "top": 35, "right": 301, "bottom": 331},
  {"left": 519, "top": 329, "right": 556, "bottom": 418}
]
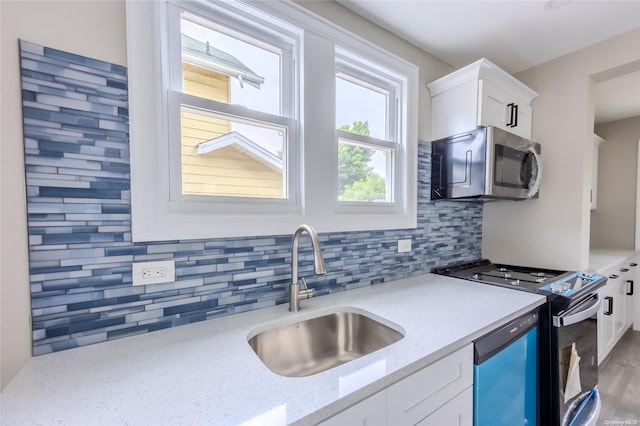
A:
[
  {"left": 526, "top": 146, "right": 542, "bottom": 198},
  {"left": 553, "top": 293, "right": 601, "bottom": 327}
]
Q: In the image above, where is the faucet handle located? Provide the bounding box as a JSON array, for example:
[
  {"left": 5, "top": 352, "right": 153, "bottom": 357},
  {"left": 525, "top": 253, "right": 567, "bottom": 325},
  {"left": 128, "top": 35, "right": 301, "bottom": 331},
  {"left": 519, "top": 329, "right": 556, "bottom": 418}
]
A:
[{"left": 299, "top": 277, "right": 314, "bottom": 300}]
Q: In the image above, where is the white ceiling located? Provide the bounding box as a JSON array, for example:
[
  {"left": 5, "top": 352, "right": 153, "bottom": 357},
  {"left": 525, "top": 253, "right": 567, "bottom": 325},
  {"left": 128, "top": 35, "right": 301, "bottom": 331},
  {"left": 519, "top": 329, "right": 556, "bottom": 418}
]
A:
[{"left": 337, "top": 0, "right": 640, "bottom": 124}]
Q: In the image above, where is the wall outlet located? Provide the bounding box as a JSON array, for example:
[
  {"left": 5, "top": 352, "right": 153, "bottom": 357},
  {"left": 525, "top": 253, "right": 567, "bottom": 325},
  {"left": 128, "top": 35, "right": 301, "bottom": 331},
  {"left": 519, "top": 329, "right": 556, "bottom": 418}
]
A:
[
  {"left": 397, "top": 239, "right": 412, "bottom": 253},
  {"left": 132, "top": 260, "right": 175, "bottom": 286}
]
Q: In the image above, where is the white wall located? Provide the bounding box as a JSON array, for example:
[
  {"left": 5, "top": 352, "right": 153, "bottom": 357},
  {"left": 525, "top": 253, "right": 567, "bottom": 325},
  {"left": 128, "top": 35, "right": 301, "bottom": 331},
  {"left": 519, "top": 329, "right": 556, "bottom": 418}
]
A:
[
  {"left": 591, "top": 116, "right": 640, "bottom": 249},
  {"left": 0, "top": 0, "right": 127, "bottom": 389},
  {"left": 0, "top": 0, "right": 451, "bottom": 389},
  {"left": 482, "top": 28, "right": 640, "bottom": 271}
]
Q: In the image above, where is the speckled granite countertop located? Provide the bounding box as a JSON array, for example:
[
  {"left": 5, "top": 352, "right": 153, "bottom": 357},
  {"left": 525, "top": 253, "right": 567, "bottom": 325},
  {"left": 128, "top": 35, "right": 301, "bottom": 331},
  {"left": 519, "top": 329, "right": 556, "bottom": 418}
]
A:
[
  {"left": 1, "top": 273, "right": 545, "bottom": 425},
  {"left": 590, "top": 248, "right": 638, "bottom": 272}
]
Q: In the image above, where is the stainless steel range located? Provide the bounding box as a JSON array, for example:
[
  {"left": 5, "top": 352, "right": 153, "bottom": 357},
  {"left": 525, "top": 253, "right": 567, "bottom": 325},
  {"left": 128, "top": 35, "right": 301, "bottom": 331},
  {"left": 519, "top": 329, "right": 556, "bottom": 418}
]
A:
[{"left": 435, "top": 259, "right": 607, "bottom": 426}]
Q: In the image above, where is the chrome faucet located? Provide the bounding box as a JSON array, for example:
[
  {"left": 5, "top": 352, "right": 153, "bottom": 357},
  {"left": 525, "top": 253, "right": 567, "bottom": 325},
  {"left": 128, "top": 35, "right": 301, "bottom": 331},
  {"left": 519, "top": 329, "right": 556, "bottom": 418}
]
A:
[{"left": 289, "top": 224, "right": 327, "bottom": 312}]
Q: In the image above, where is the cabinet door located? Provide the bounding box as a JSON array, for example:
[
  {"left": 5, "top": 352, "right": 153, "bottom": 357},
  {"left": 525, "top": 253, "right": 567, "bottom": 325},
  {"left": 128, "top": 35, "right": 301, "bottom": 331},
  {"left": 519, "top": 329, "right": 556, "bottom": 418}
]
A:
[
  {"left": 625, "top": 260, "right": 636, "bottom": 329},
  {"left": 614, "top": 270, "right": 627, "bottom": 337},
  {"left": 320, "top": 391, "right": 386, "bottom": 426},
  {"left": 387, "top": 345, "right": 473, "bottom": 425},
  {"left": 430, "top": 79, "right": 479, "bottom": 141},
  {"left": 634, "top": 256, "right": 640, "bottom": 332},
  {"left": 478, "top": 79, "right": 532, "bottom": 139},
  {"left": 598, "top": 278, "right": 616, "bottom": 364},
  {"left": 416, "top": 386, "right": 472, "bottom": 426}
]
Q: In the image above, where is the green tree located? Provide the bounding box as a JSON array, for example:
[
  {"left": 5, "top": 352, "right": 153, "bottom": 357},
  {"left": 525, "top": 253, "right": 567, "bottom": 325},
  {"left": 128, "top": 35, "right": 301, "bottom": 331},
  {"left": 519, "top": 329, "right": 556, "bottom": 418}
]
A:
[
  {"left": 338, "top": 120, "right": 386, "bottom": 201},
  {"left": 341, "top": 173, "right": 386, "bottom": 201}
]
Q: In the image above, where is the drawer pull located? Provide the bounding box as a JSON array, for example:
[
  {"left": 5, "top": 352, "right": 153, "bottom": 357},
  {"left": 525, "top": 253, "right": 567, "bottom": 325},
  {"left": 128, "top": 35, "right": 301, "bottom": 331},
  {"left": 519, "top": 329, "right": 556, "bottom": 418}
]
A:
[
  {"left": 609, "top": 274, "right": 619, "bottom": 279},
  {"left": 620, "top": 268, "right": 630, "bottom": 272},
  {"left": 604, "top": 296, "right": 614, "bottom": 315}
]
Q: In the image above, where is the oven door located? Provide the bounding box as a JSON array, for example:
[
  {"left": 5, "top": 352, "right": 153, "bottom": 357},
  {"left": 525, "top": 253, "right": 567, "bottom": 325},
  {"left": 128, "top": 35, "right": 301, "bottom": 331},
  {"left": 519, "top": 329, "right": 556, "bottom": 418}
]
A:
[{"left": 552, "top": 293, "right": 602, "bottom": 426}]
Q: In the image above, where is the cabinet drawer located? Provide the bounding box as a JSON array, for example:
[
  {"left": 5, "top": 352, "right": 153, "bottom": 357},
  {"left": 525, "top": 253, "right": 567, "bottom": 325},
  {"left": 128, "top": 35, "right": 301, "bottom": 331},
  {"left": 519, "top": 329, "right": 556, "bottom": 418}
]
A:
[
  {"left": 417, "top": 386, "right": 472, "bottom": 426},
  {"left": 320, "top": 391, "right": 386, "bottom": 426},
  {"left": 387, "top": 344, "right": 473, "bottom": 425}
]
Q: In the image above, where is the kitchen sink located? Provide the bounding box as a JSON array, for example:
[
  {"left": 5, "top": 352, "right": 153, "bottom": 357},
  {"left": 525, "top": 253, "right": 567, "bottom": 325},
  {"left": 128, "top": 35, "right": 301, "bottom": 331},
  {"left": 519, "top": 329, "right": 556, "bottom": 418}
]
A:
[{"left": 247, "top": 308, "right": 404, "bottom": 377}]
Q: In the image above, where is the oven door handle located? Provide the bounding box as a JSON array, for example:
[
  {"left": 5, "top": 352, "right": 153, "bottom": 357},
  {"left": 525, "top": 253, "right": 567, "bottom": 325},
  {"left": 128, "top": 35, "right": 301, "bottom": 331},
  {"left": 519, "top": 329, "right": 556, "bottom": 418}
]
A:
[{"left": 553, "top": 293, "right": 601, "bottom": 327}]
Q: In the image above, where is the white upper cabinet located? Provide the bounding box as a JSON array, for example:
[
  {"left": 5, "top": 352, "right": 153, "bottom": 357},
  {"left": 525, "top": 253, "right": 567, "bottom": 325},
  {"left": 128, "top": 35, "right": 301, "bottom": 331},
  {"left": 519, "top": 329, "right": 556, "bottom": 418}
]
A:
[{"left": 428, "top": 58, "right": 538, "bottom": 141}]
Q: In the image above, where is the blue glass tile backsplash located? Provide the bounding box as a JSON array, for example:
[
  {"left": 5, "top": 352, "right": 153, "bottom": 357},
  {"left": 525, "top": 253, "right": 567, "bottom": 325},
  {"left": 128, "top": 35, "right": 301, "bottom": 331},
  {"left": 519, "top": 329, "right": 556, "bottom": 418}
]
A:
[{"left": 20, "top": 40, "right": 483, "bottom": 355}]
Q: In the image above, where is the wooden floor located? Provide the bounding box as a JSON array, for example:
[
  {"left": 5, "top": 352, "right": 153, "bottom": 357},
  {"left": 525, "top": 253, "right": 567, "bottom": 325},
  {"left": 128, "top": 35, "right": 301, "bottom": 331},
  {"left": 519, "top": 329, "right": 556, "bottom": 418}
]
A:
[{"left": 598, "top": 328, "right": 640, "bottom": 423}]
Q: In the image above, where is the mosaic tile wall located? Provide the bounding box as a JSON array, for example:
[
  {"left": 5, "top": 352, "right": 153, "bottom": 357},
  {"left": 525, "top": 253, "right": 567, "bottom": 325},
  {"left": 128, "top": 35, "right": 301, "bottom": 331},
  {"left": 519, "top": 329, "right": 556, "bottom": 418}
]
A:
[{"left": 20, "top": 40, "right": 483, "bottom": 355}]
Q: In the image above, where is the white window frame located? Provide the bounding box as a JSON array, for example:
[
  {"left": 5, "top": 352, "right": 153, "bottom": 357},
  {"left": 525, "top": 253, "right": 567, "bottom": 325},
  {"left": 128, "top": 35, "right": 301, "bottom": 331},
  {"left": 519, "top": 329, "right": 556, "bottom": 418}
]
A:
[
  {"left": 126, "top": 0, "right": 418, "bottom": 241},
  {"left": 335, "top": 47, "right": 405, "bottom": 208}
]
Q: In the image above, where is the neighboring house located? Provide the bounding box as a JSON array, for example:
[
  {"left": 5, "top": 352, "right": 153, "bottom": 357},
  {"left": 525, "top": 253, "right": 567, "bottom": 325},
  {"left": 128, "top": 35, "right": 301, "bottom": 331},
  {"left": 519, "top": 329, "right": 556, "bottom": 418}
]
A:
[
  {"left": 191, "top": 131, "right": 284, "bottom": 198},
  {"left": 180, "top": 34, "right": 282, "bottom": 198}
]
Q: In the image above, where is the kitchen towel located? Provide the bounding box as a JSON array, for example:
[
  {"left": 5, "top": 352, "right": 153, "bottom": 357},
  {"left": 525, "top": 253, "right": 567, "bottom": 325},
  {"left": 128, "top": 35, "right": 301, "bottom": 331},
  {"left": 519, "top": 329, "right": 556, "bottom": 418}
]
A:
[{"left": 564, "top": 342, "right": 583, "bottom": 403}]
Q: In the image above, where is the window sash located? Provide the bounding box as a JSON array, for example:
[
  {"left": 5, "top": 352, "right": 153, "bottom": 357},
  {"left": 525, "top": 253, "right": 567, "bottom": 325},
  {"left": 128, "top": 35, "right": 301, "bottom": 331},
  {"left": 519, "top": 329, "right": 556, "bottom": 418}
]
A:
[
  {"left": 167, "top": 92, "right": 300, "bottom": 213},
  {"left": 166, "top": 2, "right": 299, "bottom": 211},
  {"left": 335, "top": 51, "right": 403, "bottom": 207},
  {"left": 337, "top": 135, "right": 395, "bottom": 204},
  {"left": 335, "top": 48, "right": 402, "bottom": 144}
]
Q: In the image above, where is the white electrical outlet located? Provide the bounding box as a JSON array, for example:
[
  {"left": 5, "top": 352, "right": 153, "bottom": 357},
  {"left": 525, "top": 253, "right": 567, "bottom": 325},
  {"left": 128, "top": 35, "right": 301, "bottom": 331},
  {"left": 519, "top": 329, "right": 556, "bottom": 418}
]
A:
[
  {"left": 132, "top": 260, "right": 175, "bottom": 286},
  {"left": 397, "top": 239, "right": 412, "bottom": 253}
]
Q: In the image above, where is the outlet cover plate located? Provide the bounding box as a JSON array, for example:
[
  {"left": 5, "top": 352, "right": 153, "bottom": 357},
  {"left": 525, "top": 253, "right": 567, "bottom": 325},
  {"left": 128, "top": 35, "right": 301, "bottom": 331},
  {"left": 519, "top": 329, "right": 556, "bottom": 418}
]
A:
[
  {"left": 397, "top": 239, "right": 412, "bottom": 253},
  {"left": 132, "top": 260, "right": 175, "bottom": 286}
]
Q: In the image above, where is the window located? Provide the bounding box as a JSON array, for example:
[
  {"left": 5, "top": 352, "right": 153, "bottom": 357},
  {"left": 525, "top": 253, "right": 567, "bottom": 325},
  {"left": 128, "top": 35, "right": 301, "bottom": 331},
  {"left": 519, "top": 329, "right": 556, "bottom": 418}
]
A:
[
  {"left": 126, "top": 0, "right": 417, "bottom": 241},
  {"left": 174, "top": 12, "right": 295, "bottom": 201},
  {"left": 336, "top": 49, "right": 403, "bottom": 204}
]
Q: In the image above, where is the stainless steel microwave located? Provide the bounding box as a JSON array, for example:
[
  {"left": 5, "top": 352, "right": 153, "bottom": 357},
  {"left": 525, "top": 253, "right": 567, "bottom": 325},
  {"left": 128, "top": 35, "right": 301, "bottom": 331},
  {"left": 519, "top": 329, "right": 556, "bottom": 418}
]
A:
[{"left": 431, "top": 126, "right": 541, "bottom": 201}]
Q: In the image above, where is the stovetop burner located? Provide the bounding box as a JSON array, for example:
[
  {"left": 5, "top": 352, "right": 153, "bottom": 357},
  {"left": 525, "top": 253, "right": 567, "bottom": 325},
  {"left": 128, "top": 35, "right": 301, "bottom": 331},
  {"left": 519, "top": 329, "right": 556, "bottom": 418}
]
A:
[{"left": 438, "top": 260, "right": 566, "bottom": 292}]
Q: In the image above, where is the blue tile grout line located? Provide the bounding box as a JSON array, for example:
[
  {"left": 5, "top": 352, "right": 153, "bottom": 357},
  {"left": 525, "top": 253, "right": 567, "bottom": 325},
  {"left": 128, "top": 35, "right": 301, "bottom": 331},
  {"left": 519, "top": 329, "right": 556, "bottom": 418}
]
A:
[{"left": 20, "top": 39, "right": 483, "bottom": 355}]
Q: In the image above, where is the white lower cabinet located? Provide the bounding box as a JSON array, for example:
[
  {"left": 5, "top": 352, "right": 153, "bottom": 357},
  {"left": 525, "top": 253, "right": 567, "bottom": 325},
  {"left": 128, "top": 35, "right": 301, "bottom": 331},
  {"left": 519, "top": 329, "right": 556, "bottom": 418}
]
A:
[
  {"left": 321, "top": 344, "right": 473, "bottom": 426},
  {"left": 387, "top": 344, "right": 472, "bottom": 425},
  {"left": 598, "top": 277, "right": 617, "bottom": 364},
  {"left": 320, "top": 390, "right": 386, "bottom": 426},
  {"left": 414, "top": 386, "right": 473, "bottom": 426},
  {"left": 597, "top": 255, "right": 637, "bottom": 364},
  {"left": 627, "top": 256, "right": 637, "bottom": 330}
]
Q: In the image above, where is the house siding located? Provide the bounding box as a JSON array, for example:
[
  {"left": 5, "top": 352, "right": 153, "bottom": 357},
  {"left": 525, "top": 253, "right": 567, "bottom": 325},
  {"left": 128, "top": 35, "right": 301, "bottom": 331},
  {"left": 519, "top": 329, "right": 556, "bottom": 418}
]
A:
[{"left": 180, "top": 62, "right": 284, "bottom": 198}]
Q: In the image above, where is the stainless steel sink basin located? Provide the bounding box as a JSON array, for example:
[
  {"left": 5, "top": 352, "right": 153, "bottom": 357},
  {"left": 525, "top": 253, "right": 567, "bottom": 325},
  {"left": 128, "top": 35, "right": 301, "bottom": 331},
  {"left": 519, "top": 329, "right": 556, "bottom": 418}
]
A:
[{"left": 248, "top": 308, "right": 404, "bottom": 377}]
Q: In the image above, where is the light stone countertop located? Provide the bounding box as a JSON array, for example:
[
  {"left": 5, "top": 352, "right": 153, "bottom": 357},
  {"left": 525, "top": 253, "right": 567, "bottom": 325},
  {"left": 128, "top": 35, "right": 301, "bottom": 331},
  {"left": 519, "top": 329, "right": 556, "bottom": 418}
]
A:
[
  {"left": 589, "top": 248, "right": 638, "bottom": 273},
  {"left": 0, "top": 273, "right": 546, "bottom": 426}
]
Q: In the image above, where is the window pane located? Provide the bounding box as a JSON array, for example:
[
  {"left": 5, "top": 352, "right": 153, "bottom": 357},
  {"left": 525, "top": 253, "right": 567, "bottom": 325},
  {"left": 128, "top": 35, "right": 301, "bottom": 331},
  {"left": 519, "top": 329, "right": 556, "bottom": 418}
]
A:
[
  {"left": 180, "top": 106, "right": 287, "bottom": 199},
  {"left": 181, "top": 16, "right": 281, "bottom": 116},
  {"left": 338, "top": 139, "right": 392, "bottom": 202},
  {"left": 336, "top": 76, "right": 388, "bottom": 140}
]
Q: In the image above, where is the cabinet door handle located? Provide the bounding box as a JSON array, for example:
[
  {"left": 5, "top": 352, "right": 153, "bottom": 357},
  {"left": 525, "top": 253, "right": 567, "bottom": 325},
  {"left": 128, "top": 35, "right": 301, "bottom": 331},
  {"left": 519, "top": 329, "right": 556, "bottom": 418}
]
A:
[
  {"left": 627, "top": 280, "right": 634, "bottom": 296},
  {"left": 604, "top": 296, "right": 614, "bottom": 315},
  {"left": 513, "top": 104, "right": 518, "bottom": 127},
  {"left": 507, "top": 103, "right": 516, "bottom": 127}
]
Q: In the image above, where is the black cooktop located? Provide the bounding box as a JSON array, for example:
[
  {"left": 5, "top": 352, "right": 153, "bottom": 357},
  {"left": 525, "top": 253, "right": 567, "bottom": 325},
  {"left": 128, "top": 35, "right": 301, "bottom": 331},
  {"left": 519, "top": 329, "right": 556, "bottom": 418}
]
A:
[
  {"left": 434, "top": 259, "right": 568, "bottom": 293},
  {"left": 434, "top": 259, "right": 607, "bottom": 312}
]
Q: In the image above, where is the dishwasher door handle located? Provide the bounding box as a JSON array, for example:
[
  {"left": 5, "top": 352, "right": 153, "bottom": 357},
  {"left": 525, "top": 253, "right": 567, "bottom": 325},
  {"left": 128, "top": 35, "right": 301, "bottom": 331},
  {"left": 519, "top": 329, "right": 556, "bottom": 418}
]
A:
[{"left": 553, "top": 293, "right": 601, "bottom": 327}]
